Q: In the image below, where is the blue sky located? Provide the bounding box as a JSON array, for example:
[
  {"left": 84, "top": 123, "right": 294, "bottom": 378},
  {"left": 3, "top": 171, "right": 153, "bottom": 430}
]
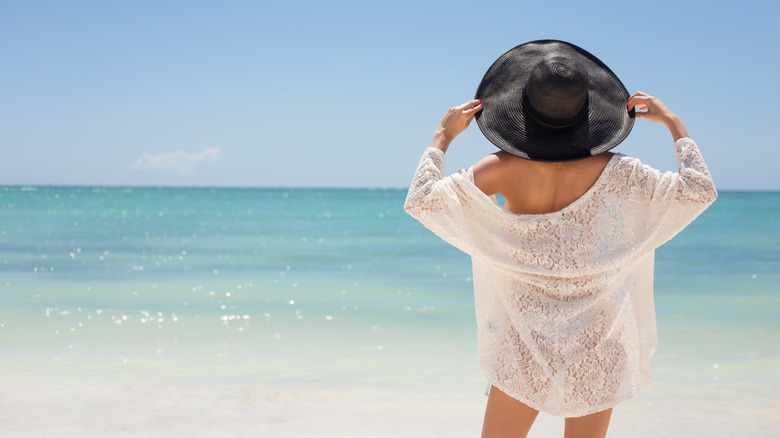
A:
[{"left": 1, "top": 0, "right": 778, "bottom": 190}]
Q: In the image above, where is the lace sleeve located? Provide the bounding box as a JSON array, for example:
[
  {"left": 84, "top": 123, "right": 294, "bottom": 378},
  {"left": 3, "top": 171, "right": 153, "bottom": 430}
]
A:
[
  {"left": 403, "top": 148, "right": 481, "bottom": 256},
  {"left": 616, "top": 137, "right": 718, "bottom": 250}
]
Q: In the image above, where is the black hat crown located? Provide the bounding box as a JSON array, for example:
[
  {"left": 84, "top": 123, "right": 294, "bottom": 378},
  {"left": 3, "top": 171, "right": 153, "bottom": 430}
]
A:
[{"left": 524, "top": 56, "right": 589, "bottom": 130}]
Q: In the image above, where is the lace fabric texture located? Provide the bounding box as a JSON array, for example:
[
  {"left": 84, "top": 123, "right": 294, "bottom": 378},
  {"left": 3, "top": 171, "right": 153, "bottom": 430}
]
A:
[{"left": 404, "top": 138, "right": 717, "bottom": 417}]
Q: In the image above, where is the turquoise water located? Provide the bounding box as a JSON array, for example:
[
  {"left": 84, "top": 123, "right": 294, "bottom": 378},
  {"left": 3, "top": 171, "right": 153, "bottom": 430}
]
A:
[
  {"left": 0, "top": 186, "right": 477, "bottom": 320},
  {"left": 0, "top": 186, "right": 479, "bottom": 392},
  {"left": 1, "top": 187, "right": 778, "bottom": 392}
]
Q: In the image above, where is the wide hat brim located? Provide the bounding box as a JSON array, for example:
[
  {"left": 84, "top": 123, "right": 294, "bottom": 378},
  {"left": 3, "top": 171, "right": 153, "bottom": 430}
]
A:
[{"left": 475, "top": 40, "right": 635, "bottom": 162}]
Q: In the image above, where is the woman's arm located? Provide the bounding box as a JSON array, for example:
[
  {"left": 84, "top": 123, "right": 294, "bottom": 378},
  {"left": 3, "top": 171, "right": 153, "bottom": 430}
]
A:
[
  {"left": 627, "top": 91, "right": 689, "bottom": 141},
  {"left": 623, "top": 92, "right": 717, "bottom": 248},
  {"left": 425, "top": 99, "right": 506, "bottom": 196},
  {"left": 428, "top": 99, "right": 483, "bottom": 153},
  {"left": 404, "top": 100, "right": 490, "bottom": 256},
  {"left": 626, "top": 92, "right": 715, "bottom": 204},
  {"left": 405, "top": 100, "right": 481, "bottom": 217}
]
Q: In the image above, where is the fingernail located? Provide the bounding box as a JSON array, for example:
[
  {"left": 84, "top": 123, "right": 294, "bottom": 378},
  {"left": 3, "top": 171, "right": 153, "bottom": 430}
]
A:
[{"left": 478, "top": 99, "right": 482, "bottom": 104}]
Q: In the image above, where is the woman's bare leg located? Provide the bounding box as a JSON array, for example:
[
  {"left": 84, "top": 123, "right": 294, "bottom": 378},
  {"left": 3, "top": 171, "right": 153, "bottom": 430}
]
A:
[
  {"left": 481, "top": 385, "right": 539, "bottom": 438},
  {"left": 563, "top": 408, "right": 612, "bottom": 438}
]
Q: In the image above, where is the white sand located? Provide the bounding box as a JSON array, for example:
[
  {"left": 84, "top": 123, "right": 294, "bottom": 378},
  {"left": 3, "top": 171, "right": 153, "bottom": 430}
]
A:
[
  {"left": 3, "top": 371, "right": 779, "bottom": 438},
  {"left": 3, "top": 315, "right": 778, "bottom": 437}
]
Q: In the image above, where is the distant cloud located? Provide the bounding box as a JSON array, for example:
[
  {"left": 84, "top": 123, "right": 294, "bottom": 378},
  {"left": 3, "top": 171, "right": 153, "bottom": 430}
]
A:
[{"left": 131, "top": 147, "right": 221, "bottom": 172}]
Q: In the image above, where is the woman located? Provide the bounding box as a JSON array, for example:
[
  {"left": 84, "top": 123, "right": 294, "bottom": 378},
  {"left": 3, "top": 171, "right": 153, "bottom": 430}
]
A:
[{"left": 404, "top": 40, "right": 717, "bottom": 438}]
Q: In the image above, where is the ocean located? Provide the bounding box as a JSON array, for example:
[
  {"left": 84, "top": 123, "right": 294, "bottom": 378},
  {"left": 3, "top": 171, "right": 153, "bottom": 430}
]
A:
[{"left": 1, "top": 186, "right": 778, "bottom": 437}]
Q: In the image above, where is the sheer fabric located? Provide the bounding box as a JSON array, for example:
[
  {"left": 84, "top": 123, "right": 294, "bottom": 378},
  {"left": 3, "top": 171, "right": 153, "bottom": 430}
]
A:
[{"left": 404, "top": 138, "right": 717, "bottom": 417}]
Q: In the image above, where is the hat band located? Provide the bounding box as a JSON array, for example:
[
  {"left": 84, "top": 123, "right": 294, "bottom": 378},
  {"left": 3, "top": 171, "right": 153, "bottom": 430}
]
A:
[{"left": 522, "top": 92, "right": 589, "bottom": 130}]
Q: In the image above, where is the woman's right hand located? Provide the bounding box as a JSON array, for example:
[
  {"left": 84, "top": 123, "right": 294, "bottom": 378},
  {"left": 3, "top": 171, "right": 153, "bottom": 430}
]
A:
[
  {"left": 429, "top": 100, "right": 483, "bottom": 153},
  {"left": 627, "top": 92, "right": 689, "bottom": 141}
]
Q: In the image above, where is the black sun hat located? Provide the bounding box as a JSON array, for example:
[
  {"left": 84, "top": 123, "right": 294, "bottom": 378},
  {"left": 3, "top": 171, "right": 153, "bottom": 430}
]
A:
[{"left": 475, "top": 40, "right": 635, "bottom": 162}]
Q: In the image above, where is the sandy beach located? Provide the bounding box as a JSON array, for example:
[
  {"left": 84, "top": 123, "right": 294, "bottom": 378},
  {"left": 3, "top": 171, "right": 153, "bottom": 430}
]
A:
[
  {"left": 3, "top": 359, "right": 778, "bottom": 437},
  {"left": 2, "top": 313, "right": 779, "bottom": 437}
]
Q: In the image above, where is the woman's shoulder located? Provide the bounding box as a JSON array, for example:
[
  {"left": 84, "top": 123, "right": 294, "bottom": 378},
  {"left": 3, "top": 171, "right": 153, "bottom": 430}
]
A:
[
  {"left": 472, "top": 151, "right": 521, "bottom": 170},
  {"left": 472, "top": 151, "right": 530, "bottom": 196}
]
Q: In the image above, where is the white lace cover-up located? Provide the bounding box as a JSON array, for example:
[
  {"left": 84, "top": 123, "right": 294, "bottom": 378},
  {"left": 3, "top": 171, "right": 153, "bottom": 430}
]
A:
[{"left": 404, "top": 137, "right": 717, "bottom": 417}]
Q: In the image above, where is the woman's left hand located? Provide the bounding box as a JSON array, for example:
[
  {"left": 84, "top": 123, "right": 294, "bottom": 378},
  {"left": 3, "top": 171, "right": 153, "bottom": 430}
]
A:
[{"left": 430, "top": 99, "right": 483, "bottom": 153}]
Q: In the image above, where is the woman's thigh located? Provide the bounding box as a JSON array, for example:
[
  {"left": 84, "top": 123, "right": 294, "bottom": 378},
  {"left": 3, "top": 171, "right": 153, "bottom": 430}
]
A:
[
  {"left": 481, "top": 385, "right": 614, "bottom": 438},
  {"left": 481, "top": 385, "right": 539, "bottom": 438},
  {"left": 564, "top": 408, "right": 613, "bottom": 438}
]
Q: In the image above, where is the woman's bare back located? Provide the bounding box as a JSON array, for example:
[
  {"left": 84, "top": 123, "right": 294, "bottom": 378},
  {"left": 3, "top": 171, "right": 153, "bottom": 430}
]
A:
[{"left": 473, "top": 151, "right": 614, "bottom": 215}]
